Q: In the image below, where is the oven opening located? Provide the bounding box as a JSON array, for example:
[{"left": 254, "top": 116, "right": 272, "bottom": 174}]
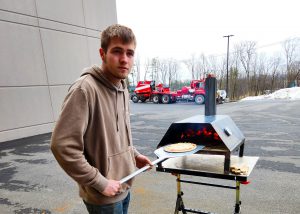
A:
[{"left": 158, "top": 123, "right": 225, "bottom": 149}]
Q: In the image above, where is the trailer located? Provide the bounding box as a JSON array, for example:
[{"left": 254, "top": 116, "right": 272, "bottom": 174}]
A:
[{"left": 131, "top": 81, "right": 177, "bottom": 104}]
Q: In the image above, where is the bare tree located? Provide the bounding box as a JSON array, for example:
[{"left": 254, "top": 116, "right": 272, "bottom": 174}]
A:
[
  {"left": 222, "top": 45, "right": 242, "bottom": 98},
  {"left": 130, "top": 54, "right": 141, "bottom": 85},
  {"left": 134, "top": 54, "right": 141, "bottom": 83},
  {"left": 229, "top": 67, "right": 239, "bottom": 99},
  {"left": 195, "top": 53, "right": 209, "bottom": 79},
  {"left": 130, "top": 65, "right": 136, "bottom": 86},
  {"left": 143, "top": 58, "right": 152, "bottom": 80},
  {"left": 217, "top": 56, "right": 227, "bottom": 89},
  {"left": 289, "top": 62, "right": 300, "bottom": 86},
  {"left": 167, "top": 58, "right": 179, "bottom": 88},
  {"left": 268, "top": 56, "right": 281, "bottom": 92},
  {"left": 207, "top": 55, "right": 218, "bottom": 75},
  {"left": 207, "top": 55, "right": 225, "bottom": 89},
  {"left": 143, "top": 57, "right": 179, "bottom": 87},
  {"left": 158, "top": 59, "right": 168, "bottom": 85},
  {"left": 254, "top": 54, "right": 268, "bottom": 96},
  {"left": 283, "top": 37, "right": 300, "bottom": 86},
  {"left": 151, "top": 57, "right": 160, "bottom": 81},
  {"left": 236, "top": 41, "right": 257, "bottom": 94},
  {"left": 184, "top": 54, "right": 197, "bottom": 79}
]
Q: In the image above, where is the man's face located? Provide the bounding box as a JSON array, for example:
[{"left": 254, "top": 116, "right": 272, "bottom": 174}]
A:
[{"left": 100, "top": 37, "right": 135, "bottom": 83}]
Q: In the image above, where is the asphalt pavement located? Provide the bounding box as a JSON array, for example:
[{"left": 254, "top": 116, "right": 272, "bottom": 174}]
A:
[{"left": 1, "top": 99, "right": 300, "bottom": 214}]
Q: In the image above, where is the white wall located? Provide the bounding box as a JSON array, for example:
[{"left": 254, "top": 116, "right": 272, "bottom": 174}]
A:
[{"left": 0, "top": 0, "right": 117, "bottom": 142}]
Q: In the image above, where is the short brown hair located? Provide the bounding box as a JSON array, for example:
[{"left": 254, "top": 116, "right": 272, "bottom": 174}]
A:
[{"left": 101, "top": 24, "right": 136, "bottom": 52}]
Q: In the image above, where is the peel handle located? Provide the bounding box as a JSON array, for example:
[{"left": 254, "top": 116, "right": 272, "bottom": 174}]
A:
[{"left": 119, "top": 157, "right": 166, "bottom": 184}]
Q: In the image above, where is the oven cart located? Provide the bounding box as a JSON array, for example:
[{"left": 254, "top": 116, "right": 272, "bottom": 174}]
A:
[{"left": 157, "top": 154, "right": 259, "bottom": 214}]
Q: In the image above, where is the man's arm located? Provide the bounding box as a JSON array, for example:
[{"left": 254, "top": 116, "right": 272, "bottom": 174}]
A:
[{"left": 51, "top": 88, "right": 110, "bottom": 194}]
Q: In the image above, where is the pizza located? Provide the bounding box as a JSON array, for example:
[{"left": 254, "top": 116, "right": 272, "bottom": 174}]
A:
[
  {"left": 230, "top": 165, "right": 249, "bottom": 175},
  {"left": 164, "top": 142, "right": 197, "bottom": 153}
]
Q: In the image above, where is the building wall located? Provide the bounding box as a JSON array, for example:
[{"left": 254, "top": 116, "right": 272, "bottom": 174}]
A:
[{"left": 0, "top": 0, "right": 117, "bottom": 142}]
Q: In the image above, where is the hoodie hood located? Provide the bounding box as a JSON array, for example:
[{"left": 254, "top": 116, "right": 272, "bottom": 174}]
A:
[
  {"left": 80, "top": 65, "right": 128, "bottom": 132},
  {"left": 81, "top": 65, "right": 127, "bottom": 92}
]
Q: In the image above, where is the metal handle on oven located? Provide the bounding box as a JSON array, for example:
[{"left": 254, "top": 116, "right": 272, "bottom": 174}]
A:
[{"left": 224, "top": 127, "right": 232, "bottom": 136}]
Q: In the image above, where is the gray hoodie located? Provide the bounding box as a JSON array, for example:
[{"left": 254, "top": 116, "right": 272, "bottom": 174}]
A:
[{"left": 51, "top": 65, "right": 140, "bottom": 205}]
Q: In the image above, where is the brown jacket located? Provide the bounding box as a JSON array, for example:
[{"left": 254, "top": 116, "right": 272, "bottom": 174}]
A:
[{"left": 51, "top": 65, "right": 140, "bottom": 205}]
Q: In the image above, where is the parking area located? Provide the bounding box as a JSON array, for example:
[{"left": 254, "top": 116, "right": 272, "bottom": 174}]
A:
[{"left": 1, "top": 99, "right": 300, "bottom": 213}]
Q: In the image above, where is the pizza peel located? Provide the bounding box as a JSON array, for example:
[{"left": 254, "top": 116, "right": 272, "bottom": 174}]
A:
[{"left": 120, "top": 144, "right": 204, "bottom": 184}]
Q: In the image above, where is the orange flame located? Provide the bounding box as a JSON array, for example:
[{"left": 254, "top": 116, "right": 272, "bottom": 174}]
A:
[{"left": 180, "top": 127, "right": 221, "bottom": 142}]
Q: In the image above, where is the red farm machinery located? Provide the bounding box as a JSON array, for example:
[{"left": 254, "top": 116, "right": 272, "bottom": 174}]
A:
[
  {"left": 131, "top": 80, "right": 177, "bottom": 104},
  {"left": 175, "top": 79, "right": 226, "bottom": 104},
  {"left": 131, "top": 78, "right": 226, "bottom": 105}
]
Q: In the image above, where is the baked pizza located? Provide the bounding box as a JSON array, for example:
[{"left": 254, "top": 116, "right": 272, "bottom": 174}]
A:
[
  {"left": 164, "top": 142, "right": 197, "bottom": 153},
  {"left": 230, "top": 165, "right": 249, "bottom": 175}
]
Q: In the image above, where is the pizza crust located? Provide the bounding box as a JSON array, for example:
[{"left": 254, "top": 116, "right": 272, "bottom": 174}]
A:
[{"left": 164, "top": 142, "right": 197, "bottom": 153}]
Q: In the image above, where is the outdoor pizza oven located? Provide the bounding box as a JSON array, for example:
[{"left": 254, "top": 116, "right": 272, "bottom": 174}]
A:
[{"left": 156, "top": 75, "right": 245, "bottom": 173}]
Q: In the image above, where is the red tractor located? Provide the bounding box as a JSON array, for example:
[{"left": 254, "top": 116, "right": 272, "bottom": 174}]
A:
[
  {"left": 176, "top": 79, "right": 226, "bottom": 104},
  {"left": 131, "top": 81, "right": 177, "bottom": 104}
]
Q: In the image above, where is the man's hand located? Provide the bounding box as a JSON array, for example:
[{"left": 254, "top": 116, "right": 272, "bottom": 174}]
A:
[
  {"left": 101, "top": 180, "right": 121, "bottom": 197},
  {"left": 135, "top": 154, "right": 153, "bottom": 170}
]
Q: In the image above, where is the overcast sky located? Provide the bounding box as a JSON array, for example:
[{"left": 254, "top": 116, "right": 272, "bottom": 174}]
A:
[{"left": 116, "top": 0, "right": 300, "bottom": 60}]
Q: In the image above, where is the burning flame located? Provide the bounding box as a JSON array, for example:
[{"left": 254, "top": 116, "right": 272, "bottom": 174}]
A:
[{"left": 180, "top": 127, "right": 221, "bottom": 141}]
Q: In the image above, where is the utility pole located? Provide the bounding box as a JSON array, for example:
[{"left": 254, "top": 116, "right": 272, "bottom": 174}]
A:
[{"left": 223, "top": 35, "right": 234, "bottom": 99}]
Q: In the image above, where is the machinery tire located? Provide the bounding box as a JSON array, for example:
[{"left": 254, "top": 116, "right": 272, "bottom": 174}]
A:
[
  {"left": 195, "top": 94, "right": 205, "bottom": 105},
  {"left": 131, "top": 95, "right": 139, "bottom": 103},
  {"left": 153, "top": 95, "right": 159, "bottom": 104},
  {"left": 161, "top": 95, "right": 170, "bottom": 104}
]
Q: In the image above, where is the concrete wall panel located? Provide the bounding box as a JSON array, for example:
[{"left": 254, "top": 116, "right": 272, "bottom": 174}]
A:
[
  {"left": 0, "top": 21, "right": 47, "bottom": 86},
  {"left": 38, "top": 19, "right": 86, "bottom": 36},
  {"left": 0, "top": 9, "right": 38, "bottom": 26},
  {"left": 35, "top": 0, "right": 85, "bottom": 26},
  {"left": 0, "top": 0, "right": 37, "bottom": 16},
  {"left": 0, "top": 87, "right": 54, "bottom": 131},
  {"left": 40, "top": 28, "right": 90, "bottom": 85},
  {"left": 83, "top": 0, "right": 117, "bottom": 30},
  {"left": 87, "top": 36, "right": 101, "bottom": 66},
  {"left": 49, "top": 85, "right": 70, "bottom": 121},
  {"left": 0, "top": 123, "right": 54, "bottom": 143},
  {"left": 86, "top": 29, "right": 99, "bottom": 38}
]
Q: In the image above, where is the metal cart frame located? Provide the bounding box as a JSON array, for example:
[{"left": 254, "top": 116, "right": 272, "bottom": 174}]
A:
[{"left": 156, "top": 155, "right": 259, "bottom": 214}]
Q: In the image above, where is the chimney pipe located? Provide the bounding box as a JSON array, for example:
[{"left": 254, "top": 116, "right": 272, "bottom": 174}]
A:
[{"left": 205, "top": 75, "right": 216, "bottom": 116}]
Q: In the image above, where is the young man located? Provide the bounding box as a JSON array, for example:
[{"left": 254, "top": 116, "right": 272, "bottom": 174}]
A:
[{"left": 51, "top": 24, "right": 152, "bottom": 214}]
